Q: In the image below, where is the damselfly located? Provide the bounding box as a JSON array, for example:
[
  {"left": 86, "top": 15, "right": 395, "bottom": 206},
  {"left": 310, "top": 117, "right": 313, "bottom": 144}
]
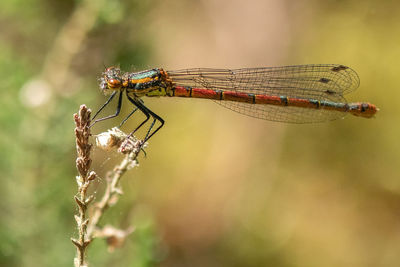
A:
[{"left": 91, "top": 64, "right": 378, "bottom": 141}]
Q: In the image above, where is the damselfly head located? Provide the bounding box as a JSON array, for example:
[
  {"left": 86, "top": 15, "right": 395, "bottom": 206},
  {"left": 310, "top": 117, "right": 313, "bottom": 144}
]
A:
[{"left": 99, "top": 66, "right": 123, "bottom": 94}]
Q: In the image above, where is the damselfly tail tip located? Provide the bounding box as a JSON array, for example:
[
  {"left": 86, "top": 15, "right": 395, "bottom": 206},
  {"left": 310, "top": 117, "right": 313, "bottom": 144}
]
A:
[{"left": 348, "top": 102, "right": 378, "bottom": 118}]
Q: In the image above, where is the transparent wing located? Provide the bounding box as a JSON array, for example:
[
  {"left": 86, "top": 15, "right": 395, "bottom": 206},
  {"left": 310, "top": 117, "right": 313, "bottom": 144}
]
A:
[
  {"left": 217, "top": 101, "right": 346, "bottom": 123},
  {"left": 167, "top": 64, "right": 359, "bottom": 123}
]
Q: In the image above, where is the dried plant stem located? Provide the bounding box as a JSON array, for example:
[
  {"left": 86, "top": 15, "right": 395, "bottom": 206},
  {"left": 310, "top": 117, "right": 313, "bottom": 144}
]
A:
[
  {"left": 72, "top": 108, "right": 142, "bottom": 265},
  {"left": 72, "top": 105, "right": 96, "bottom": 267},
  {"left": 87, "top": 141, "right": 142, "bottom": 238}
]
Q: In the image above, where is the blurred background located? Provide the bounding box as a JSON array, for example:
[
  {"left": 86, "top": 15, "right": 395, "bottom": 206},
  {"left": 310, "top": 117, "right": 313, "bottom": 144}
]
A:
[{"left": 0, "top": 0, "right": 398, "bottom": 266}]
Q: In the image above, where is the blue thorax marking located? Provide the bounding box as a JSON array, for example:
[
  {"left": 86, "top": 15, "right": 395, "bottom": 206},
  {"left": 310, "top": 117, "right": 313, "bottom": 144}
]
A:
[{"left": 128, "top": 69, "right": 159, "bottom": 80}]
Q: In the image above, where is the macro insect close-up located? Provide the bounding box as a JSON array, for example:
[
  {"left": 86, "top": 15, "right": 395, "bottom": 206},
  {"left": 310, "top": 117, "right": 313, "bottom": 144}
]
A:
[
  {"left": 1, "top": 1, "right": 399, "bottom": 267},
  {"left": 91, "top": 64, "right": 377, "bottom": 142}
]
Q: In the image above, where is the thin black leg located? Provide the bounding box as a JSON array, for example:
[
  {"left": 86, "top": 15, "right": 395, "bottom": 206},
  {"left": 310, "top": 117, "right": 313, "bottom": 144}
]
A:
[
  {"left": 90, "top": 91, "right": 123, "bottom": 128},
  {"left": 143, "top": 107, "right": 164, "bottom": 141},
  {"left": 118, "top": 107, "right": 139, "bottom": 128},
  {"left": 127, "top": 95, "right": 164, "bottom": 141},
  {"left": 92, "top": 91, "right": 117, "bottom": 120},
  {"left": 126, "top": 95, "right": 150, "bottom": 135}
]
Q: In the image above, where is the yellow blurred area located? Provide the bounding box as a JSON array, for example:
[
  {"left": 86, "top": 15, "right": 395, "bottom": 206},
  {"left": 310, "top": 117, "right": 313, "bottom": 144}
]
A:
[{"left": 0, "top": 0, "right": 398, "bottom": 266}]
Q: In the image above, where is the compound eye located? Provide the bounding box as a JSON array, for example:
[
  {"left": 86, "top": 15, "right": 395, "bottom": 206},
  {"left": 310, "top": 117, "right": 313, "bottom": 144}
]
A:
[{"left": 107, "top": 78, "right": 121, "bottom": 88}]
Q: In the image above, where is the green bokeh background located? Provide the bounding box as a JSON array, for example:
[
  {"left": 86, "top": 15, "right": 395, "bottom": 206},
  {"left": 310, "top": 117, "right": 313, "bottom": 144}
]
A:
[{"left": 0, "top": 0, "right": 398, "bottom": 266}]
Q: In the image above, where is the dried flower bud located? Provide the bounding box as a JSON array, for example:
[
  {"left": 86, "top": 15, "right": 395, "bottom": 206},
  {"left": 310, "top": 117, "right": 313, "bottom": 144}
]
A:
[
  {"left": 95, "top": 128, "right": 125, "bottom": 151},
  {"left": 95, "top": 128, "right": 142, "bottom": 154}
]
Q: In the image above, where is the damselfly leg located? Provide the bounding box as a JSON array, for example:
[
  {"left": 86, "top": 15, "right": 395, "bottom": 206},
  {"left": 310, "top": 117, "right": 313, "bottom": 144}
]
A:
[
  {"left": 126, "top": 94, "right": 165, "bottom": 142},
  {"left": 142, "top": 106, "right": 164, "bottom": 141},
  {"left": 91, "top": 89, "right": 164, "bottom": 146},
  {"left": 90, "top": 91, "right": 122, "bottom": 127},
  {"left": 118, "top": 107, "right": 139, "bottom": 128}
]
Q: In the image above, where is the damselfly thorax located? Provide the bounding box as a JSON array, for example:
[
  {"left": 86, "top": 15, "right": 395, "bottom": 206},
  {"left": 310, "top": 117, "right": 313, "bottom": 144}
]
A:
[{"left": 99, "top": 67, "right": 174, "bottom": 98}]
